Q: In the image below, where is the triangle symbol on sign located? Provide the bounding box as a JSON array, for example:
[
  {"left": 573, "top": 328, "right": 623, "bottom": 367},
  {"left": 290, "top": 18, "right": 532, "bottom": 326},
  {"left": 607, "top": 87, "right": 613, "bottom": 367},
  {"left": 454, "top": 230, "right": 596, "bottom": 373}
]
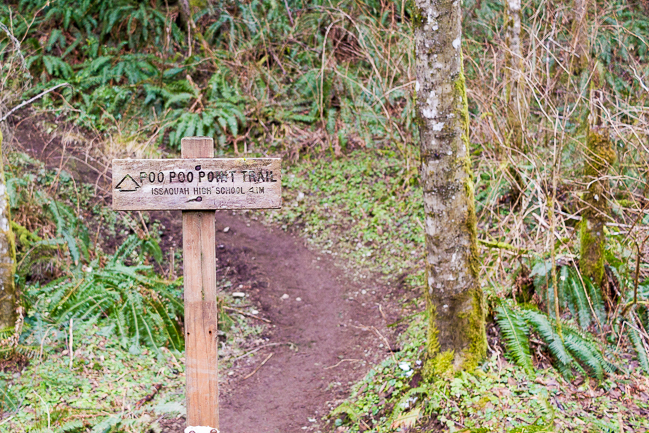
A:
[{"left": 115, "top": 174, "right": 141, "bottom": 192}]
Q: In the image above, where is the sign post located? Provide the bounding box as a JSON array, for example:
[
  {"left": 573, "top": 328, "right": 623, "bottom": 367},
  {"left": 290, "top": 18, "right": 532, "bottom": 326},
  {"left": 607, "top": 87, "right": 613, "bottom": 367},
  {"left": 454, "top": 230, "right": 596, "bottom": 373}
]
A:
[{"left": 112, "top": 137, "right": 281, "bottom": 432}]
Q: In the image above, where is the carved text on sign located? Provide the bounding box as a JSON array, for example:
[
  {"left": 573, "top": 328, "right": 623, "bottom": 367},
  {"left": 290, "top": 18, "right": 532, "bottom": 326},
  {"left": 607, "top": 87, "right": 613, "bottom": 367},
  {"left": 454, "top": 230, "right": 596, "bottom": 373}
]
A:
[{"left": 112, "top": 158, "right": 281, "bottom": 211}]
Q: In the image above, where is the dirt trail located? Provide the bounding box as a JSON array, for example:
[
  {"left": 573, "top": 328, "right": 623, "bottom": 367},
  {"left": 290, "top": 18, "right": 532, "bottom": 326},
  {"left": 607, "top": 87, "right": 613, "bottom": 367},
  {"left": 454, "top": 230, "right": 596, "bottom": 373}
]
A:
[
  {"left": 11, "top": 120, "right": 400, "bottom": 433},
  {"left": 214, "top": 213, "right": 388, "bottom": 433},
  {"left": 181, "top": 211, "right": 391, "bottom": 433}
]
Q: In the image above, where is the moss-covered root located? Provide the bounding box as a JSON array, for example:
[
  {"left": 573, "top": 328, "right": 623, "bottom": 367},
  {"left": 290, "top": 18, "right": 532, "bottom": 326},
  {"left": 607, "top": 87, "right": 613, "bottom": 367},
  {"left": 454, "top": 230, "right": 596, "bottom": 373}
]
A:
[
  {"left": 0, "top": 128, "right": 17, "bottom": 332},
  {"left": 579, "top": 128, "right": 615, "bottom": 287}
]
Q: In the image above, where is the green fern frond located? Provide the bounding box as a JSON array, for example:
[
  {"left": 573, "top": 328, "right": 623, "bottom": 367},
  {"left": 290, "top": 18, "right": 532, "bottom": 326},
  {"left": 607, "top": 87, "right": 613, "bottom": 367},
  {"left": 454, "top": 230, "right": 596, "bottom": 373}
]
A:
[
  {"left": 562, "top": 267, "right": 591, "bottom": 329},
  {"left": 584, "top": 276, "right": 606, "bottom": 326},
  {"left": 523, "top": 310, "right": 574, "bottom": 368},
  {"left": 562, "top": 329, "right": 605, "bottom": 380},
  {"left": 29, "top": 235, "right": 183, "bottom": 350},
  {"left": 627, "top": 322, "right": 649, "bottom": 375},
  {"left": 495, "top": 304, "right": 534, "bottom": 375}
]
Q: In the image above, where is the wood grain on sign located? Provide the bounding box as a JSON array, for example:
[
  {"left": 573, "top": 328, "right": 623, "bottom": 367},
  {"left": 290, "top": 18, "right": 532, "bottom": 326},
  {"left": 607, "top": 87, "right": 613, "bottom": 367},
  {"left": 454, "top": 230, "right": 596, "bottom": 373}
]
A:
[
  {"left": 112, "top": 157, "right": 281, "bottom": 210},
  {"left": 182, "top": 137, "right": 219, "bottom": 428}
]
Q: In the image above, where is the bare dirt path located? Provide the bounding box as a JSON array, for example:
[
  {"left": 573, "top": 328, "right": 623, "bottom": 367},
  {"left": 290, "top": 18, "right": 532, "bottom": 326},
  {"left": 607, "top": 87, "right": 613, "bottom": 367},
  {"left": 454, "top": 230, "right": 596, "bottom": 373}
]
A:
[
  {"left": 11, "top": 120, "right": 402, "bottom": 433},
  {"left": 176, "top": 211, "right": 394, "bottom": 433}
]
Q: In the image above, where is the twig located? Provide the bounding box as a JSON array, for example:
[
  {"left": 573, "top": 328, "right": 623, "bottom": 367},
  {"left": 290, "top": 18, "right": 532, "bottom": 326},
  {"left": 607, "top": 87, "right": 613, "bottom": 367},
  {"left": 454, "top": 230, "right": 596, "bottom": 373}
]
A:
[
  {"left": 0, "top": 22, "right": 27, "bottom": 70},
  {"left": 230, "top": 342, "right": 289, "bottom": 364},
  {"left": 351, "top": 324, "right": 396, "bottom": 361},
  {"left": 137, "top": 211, "right": 150, "bottom": 237},
  {"left": 243, "top": 352, "right": 273, "bottom": 379},
  {"left": 478, "top": 238, "right": 528, "bottom": 254},
  {"left": 38, "top": 326, "right": 53, "bottom": 364},
  {"left": 134, "top": 384, "right": 163, "bottom": 409},
  {"left": 224, "top": 306, "right": 271, "bottom": 323},
  {"left": 378, "top": 304, "right": 387, "bottom": 320},
  {"left": 0, "top": 83, "right": 71, "bottom": 122},
  {"left": 324, "top": 358, "right": 363, "bottom": 370},
  {"left": 283, "top": 0, "right": 294, "bottom": 26}
]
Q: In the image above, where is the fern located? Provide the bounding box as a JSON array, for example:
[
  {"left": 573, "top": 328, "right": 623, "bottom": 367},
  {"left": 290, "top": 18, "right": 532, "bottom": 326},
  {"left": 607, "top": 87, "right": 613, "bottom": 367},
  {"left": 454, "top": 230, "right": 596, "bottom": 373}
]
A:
[
  {"left": 627, "top": 322, "right": 649, "bottom": 375},
  {"left": 495, "top": 304, "right": 534, "bottom": 374},
  {"left": 562, "top": 333, "right": 603, "bottom": 380},
  {"left": 559, "top": 324, "right": 619, "bottom": 380},
  {"left": 522, "top": 309, "right": 574, "bottom": 372},
  {"left": 566, "top": 268, "right": 592, "bottom": 330},
  {"left": 29, "top": 235, "right": 184, "bottom": 351},
  {"left": 584, "top": 276, "right": 606, "bottom": 326}
]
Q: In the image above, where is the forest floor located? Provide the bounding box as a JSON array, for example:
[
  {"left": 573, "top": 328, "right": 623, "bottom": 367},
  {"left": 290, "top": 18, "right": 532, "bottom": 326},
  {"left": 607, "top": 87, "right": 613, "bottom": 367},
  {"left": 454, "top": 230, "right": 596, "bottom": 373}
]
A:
[
  {"left": 3, "top": 118, "right": 649, "bottom": 433},
  {"left": 5, "top": 118, "right": 412, "bottom": 433}
]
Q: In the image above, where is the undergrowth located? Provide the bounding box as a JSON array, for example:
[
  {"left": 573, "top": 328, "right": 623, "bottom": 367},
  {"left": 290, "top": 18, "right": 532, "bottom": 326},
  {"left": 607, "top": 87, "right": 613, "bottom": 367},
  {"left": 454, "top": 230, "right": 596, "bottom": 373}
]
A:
[
  {"left": 264, "top": 149, "right": 423, "bottom": 286},
  {"left": 1, "top": 0, "right": 415, "bottom": 154},
  {"left": 326, "top": 315, "right": 649, "bottom": 432},
  {"left": 0, "top": 150, "right": 269, "bottom": 431}
]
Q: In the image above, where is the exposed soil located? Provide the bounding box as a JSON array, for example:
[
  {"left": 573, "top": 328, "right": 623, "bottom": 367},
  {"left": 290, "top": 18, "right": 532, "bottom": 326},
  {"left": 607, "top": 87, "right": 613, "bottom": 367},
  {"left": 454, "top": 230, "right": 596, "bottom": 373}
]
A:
[
  {"left": 214, "top": 212, "right": 396, "bottom": 433},
  {"left": 9, "top": 117, "right": 406, "bottom": 433}
]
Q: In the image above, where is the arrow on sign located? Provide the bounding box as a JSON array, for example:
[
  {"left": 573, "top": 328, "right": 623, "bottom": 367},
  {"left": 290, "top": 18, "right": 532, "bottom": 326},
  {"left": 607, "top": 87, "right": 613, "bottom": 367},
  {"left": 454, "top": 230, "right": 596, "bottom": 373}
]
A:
[{"left": 115, "top": 174, "right": 141, "bottom": 192}]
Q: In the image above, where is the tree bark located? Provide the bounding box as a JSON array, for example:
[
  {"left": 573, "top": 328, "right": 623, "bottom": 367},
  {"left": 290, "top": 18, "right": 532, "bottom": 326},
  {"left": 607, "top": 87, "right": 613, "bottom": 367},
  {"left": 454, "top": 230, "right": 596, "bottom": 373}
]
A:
[
  {"left": 505, "top": 0, "right": 526, "bottom": 150},
  {"left": 414, "top": 0, "right": 486, "bottom": 375},
  {"left": 571, "top": 0, "right": 589, "bottom": 74},
  {"left": 580, "top": 66, "right": 615, "bottom": 288},
  {"left": 0, "top": 128, "right": 17, "bottom": 333}
]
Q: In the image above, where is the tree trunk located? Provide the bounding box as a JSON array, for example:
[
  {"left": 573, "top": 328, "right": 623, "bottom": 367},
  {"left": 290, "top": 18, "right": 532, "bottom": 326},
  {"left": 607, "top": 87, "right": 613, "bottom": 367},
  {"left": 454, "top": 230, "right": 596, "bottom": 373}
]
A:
[
  {"left": 504, "top": 0, "right": 526, "bottom": 203},
  {"left": 571, "top": 0, "right": 589, "bottom": 74},
  {"left": 505, "top": 0, "right": 526, "bottom": 150},
  {"left": 0, "top": 128, "right": 17, "bottom": 333},
  {"left": 580, "top": 66, "right": 615, "bottom": 288},
  {"left": 414, "top": 0, "right": 486, "bottom": 375}
]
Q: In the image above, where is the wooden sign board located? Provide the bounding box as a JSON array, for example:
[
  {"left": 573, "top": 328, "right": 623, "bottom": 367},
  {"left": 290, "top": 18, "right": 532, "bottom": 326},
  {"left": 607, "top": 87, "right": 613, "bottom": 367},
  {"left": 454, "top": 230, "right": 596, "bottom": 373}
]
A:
[
  {"left": 112, "top": 158, "right": 281, "bottom": 211},
  {"left": 112, "top": 137, "right": 282, "bottom": 431}
]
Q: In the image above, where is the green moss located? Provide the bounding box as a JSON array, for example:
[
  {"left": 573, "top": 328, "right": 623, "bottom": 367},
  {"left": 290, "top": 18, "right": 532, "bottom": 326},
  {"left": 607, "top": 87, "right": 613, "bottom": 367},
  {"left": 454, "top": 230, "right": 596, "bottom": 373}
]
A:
[
  {"left": 457, "top": 61, "right": 486, "bottom": 369},
  {"left": 423, "top": 350, "right": 455, "bottom": 380},
  {"left": 0, "top": 128, "right": 17, "bottom": 331},
  {"left": 580, "top": 127, "right": 615, "bottom": 287},
  {"left": 425, "top": 296, "right": 440, "bottom": 357},
  {"left": 411, "top": 2, "right": 425, "bottom": 28},
  {"left": 11, "top": 221, "right": 42, "bottom": 246},
  {"left": 584, "top": 130, "right": 616, "bottom": 176},
  {"left": 424, "top": 287, "right": 486, "bottom": 378},
  {"left": 189, "top": 0, "right": 208, "bottom": 8},
  {"left": 457, "top": 287, "right": 487, "bottom": 371},
  {"left": 579, "top": 218, "right": 605, "bottom": 286},
  {"left": 456, "top": 59, "right": 479, "bottom": 281},
  {"left": 0, "top": 130, "right": 16, "bottom": 271}
]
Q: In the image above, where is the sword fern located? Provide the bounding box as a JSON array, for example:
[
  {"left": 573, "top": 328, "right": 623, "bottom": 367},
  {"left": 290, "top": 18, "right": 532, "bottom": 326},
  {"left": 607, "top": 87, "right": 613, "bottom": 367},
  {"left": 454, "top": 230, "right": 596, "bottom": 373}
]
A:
[
  {"left": 495, "top": 304, "right": 533, "bottom": 375},
  {"left": 28, "top": 235, "right": 184, "bottom": 352}
]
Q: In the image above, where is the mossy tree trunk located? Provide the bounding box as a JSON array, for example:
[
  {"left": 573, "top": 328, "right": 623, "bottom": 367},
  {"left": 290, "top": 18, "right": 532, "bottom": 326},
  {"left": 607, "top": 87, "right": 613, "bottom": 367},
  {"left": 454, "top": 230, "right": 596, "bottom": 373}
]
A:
[
  {"left": 0, "top": 128, "right": 17, "bottom": 333},
  {"left": 580, "top": 66, "right": 615, "bottom": 288},
  {"left": 414, "top": 0, "right": 486, "bottom": 375}
]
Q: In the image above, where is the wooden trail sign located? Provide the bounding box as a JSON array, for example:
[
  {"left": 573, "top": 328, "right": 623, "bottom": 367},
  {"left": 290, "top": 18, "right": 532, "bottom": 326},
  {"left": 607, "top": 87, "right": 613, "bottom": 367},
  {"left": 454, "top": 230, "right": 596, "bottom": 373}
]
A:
[
  {"left": 112, "top": 137, "right": 282, "bottom": 432},
  {"left": 112, "top": 157, "right": 281, "bottom": 211}
]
